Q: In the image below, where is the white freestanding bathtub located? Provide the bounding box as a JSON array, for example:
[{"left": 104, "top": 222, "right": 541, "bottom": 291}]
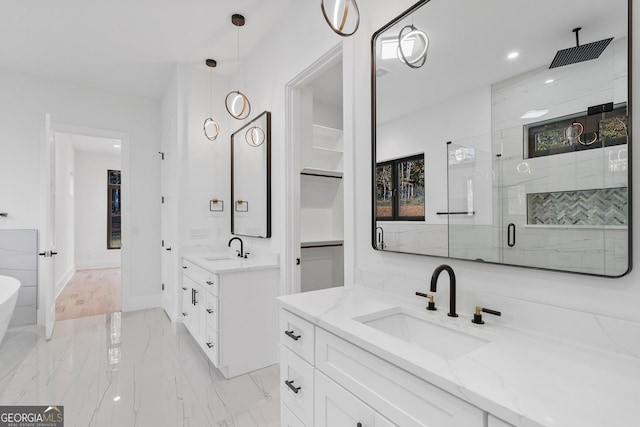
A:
[{"left": 0, "top": 275, "right": 20, "bottom": 346}]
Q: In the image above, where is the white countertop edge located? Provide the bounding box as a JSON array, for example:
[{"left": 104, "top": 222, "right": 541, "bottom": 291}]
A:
[
  {"left": 184, "top": 253, "right": 279, "bottom": 273},
  {"left": 277, "top": 287, "right": 640, "bottom": 427}
]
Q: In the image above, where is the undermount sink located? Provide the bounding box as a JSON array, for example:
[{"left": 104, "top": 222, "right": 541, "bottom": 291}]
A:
[
  {"left": 354, "top": 307, "right": 490, "bottom": 359},
  {"left": 202, "top": 253, "right": 234, "bottom": 262}
]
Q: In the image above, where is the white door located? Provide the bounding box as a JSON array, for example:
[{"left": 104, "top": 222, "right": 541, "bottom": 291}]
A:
[
  {"left": 39, "top": 113, "right": 57, "bottom": 340},
  {"left": 315, "top": 370, "right": 374, "bottom": 427},
  {"left": 160, "top": 132, "right": 176, "bottom": 319}
]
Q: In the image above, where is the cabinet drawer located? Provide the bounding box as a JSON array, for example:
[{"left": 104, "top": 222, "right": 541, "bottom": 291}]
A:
[
  {"left": 281, "top": 403, "right": 306, "bottom": 427},
  {"left": 182, "top": 259, "right": 219, "bottom": 296},
  {"left": 315, "top": 370, "right": 375, "bottom": 427},
  {"left": 280, "top": 309, "right": 315, "bottom": 364},
  {"left": 205, "top": 294, "right": 218, "bottom": 331},
  {"left": 315, "top": 328, "right": 484, "bottom": 427},
  {"left": 280, "top": 345, "right": 314, "bottom": 427}
]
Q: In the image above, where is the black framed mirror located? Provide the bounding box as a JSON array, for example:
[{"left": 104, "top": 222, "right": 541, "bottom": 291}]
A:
[
  {"left": 372, "top": 0, "right": 631, "bottom": 277},
  {"left": 231, "top": 111, "right": 271, "bottom": 238}
]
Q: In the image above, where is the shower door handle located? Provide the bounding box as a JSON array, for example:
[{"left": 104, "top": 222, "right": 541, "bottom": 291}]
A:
[{"left": 507, "top": 223, "right": 516, "bottom": 247}]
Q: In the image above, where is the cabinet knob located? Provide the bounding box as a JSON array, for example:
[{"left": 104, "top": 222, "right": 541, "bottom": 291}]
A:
[
  {"left": 285, "top": 380, "right": 301, "bottom": 394},
  {"left": 206, "top": 280, "right": 213, "bottom": 285},
  {"left": 182, "top": 287, "right": 187, "bottom": 290},
  {"left": 285, "top": 330, "right": 301, "bottom": 341},
  {"left": 206, "top": 309, "right": 214, "bottom": 314},
  {"left": 182, "top": 266, "right": 188, "bottom": 269},
  {"left": 182, "top": 312, "right": 188, "bottom": 317},
  {"left": 206, "top": 342, "right": 214, "bottom": 349}
]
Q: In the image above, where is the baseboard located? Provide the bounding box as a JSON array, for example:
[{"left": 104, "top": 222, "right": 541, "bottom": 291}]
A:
[
  {"left": 122, "top": 294, "right": 162, "bottom": 312},
  {"left": 55, "top": 265, "right": 76, "bottom": 300}
]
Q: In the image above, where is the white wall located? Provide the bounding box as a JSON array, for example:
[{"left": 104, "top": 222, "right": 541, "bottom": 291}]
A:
[
  {"left": 0, "top": 68, "right": 161, "bottom": 312},
  {"left": 53, "top": 134, "right": 76, "bottom": 296},
  {"left": 74, "top": 151, "right": 121, "bottom": 270}
]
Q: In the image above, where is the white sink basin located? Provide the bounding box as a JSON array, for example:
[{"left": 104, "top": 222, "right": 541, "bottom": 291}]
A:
[
  {"left": 355, "top": 307, "right": 490, "bottom": 359},
  {"left": 201, "top": 253, "right": 234, "bottom": 261}
]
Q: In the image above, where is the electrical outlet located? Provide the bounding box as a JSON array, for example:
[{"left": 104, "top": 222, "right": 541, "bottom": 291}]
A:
[{"left": 191, "top": 228, "right": 210, "bottom": 239}]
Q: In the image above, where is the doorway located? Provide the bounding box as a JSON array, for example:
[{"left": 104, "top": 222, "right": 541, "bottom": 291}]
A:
[
  {"left": 286, "top": 45, "right": 345, "bottom": 294},
  {"left": 53, "top": 132, "right": 123, "bottom": 321}
]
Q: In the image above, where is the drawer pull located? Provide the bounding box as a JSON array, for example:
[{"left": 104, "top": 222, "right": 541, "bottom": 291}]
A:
[
  {"left": 206, "top": 342, "right": 214, "bottom": 349},
  {"left": 206, "top": 309, "right": 214, "bottom": 314},
  {"left": 285, "top": 330, "right": 301, "bottom": 341},
  {"left": 182, "top": 287, "right": 188, "bottom": 290},
  {"left": 182, "top": 312, "right": 188, "bottom": 316},
  {"left": 182, "top": 266, "right": 187, "bottom": 269},
  {"left": 206, "top": 280, "right": 213, "bottom": 285},
  {"left": 285, "top": 380, "right": 301, "bottom": 393}
]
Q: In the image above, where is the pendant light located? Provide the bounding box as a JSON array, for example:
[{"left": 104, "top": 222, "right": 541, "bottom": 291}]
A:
[
  {"left": 397, "top": 24, "right": 429, "bottom": 69},
  {"left": 245, "top": 125, "right": 265, "bottom": 147},
  {"left": 225, "top": 14, "right": 251, "bottom": 120},
  {"left": 203, "top": 59, "right": 220, "bottom": 141},
  {"left": 321, "top": 0, "right": 360, "bottom": 37}
]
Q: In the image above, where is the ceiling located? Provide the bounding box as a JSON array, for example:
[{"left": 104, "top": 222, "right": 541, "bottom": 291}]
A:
[
  {"left": 0, "top": 0, "right": 294, "bottom": 100},
  {"left": 57, "top": 132, "right": 122, "bottom": 155}
]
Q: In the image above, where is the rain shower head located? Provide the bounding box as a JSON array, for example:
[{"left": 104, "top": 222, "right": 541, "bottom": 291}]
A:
[{"left": 549, "top": 27, "right": 613, "bottom": 69}]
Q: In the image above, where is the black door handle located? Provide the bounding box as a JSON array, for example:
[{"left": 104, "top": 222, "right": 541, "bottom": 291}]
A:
[
  {"left": 193, "top": 290, "right": 198, "bottom": 305},
  {"left": 507, "top": 223, "right": 516, "bottom": 247},
  {"left": 191, "top": 289, "right": 195, "bottom": 305},
  {"left": 285, "top": 380, "right": 301, "bottom": 393},
  {"left": 285, "top": 330, "right": 301, "bottom": 341}
]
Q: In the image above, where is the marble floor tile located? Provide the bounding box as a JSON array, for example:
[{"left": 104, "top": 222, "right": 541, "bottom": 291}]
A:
[{"left": 0, "top": 308, "right": 280, "bottom": 427}]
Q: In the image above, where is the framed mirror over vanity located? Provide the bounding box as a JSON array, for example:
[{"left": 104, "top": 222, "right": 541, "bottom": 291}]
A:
[
  {"left": 371, "top": 0, "right": 631, "bottom": 277},
  {"left": 231, "top": 111, "right": 272, "bottom": 238}
]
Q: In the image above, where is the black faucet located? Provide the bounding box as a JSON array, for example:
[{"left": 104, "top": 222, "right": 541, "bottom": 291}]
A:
[
  {"left": 430, "top": 264, "right": 458, "bottom": 317},
  {"left": 228, "top": 237, "right": 244, "bottom": 258}
]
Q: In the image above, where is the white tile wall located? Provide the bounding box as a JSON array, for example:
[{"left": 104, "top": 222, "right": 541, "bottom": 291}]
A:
[{"left": 0, "top": 229, "right": 38, "bottom": 325}]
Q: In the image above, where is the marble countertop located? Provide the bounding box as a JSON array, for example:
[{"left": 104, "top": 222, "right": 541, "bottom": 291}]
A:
[
  {"left": 278, "top": 287, "right": 640, "bottom": 427},
  {"left": 183, "top": 253, "right": 279, "bottom": 274}
]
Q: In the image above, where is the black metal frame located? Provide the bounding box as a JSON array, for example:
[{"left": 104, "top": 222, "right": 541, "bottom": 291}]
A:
[
  {"left": 230, "top": 111, "right": 272, "bottom": 238},
  {"left": 370, "top": 0, "right": 632, "bottom": 278}
]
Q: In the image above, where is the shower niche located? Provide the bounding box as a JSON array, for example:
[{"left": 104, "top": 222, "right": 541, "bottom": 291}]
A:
[{"left": 371, "top": 0, "right": 630, "bottom": 277}]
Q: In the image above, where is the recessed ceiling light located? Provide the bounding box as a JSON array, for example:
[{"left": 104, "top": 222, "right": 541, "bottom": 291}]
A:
[
  {"left": 507, "top": 51, "right": 519, "bottom": 60},
  {"left": 520, "top": 109, "right": 549, "bottom": 119},
  {"left": 113, "top": 144, "right": 121, "bottom": 148},
  {"left": 545, "top": 79, "right": 554, "bottom": 84},
  {"left": 113, "top": 396, "right": 121, "bottom": 402}
]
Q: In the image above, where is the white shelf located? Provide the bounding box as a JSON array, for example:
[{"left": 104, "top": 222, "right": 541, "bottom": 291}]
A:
[
  {"left": 301, "top": 167, "right": 343, "bottom": 178},
  {"left": 312, "top": 145, "right": 343, "bottom": 154},
  {"left": 313, "top": 124, "right": 343, "bottom": 139}
]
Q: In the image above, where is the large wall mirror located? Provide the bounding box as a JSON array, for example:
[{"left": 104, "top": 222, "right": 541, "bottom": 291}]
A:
[
  {"left": 372, "top": 0, "right": 631, "bottom": 277},
  {"left": 231, "top": 111, "right": 271, "bottom": 238}
]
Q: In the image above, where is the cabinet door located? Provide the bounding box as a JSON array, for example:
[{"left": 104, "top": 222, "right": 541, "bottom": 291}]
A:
[
  {"left": 181, "top": 282, "right": 192, "bottom": 328},
  {"left": 315, "top": 370, "right": 375, "bottom": 427}
]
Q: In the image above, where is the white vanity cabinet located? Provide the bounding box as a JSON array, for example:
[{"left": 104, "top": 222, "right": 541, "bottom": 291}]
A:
[
  {"left": 279, "top": 308, "right": 486, "bottom": 427},
  {"left": 182, "top": 257, "right": 278, "bottom": 378}
]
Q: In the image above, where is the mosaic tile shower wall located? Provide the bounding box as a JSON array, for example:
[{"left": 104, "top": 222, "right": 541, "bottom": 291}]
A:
[{"left": 527, "top": 187, "right": 628, "bottom": 226}]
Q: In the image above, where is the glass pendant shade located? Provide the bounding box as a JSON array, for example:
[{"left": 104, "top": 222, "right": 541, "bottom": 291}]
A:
[
  {"left": 321, "top": 0, "right": 360, "bottom": 37},
  {"left": 226, "top": 90, "right": 251, "bottom": 120},
  {"left": 397, "top": 25, "right": 429, "bottom": 68},
  {"left": 245, "top": 126, "right": 265, "bottom": 147}
]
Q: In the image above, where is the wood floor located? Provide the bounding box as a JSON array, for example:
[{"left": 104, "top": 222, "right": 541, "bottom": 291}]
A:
[{"left": 56, "top": 268, "right": 121, "bottom": 321}]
